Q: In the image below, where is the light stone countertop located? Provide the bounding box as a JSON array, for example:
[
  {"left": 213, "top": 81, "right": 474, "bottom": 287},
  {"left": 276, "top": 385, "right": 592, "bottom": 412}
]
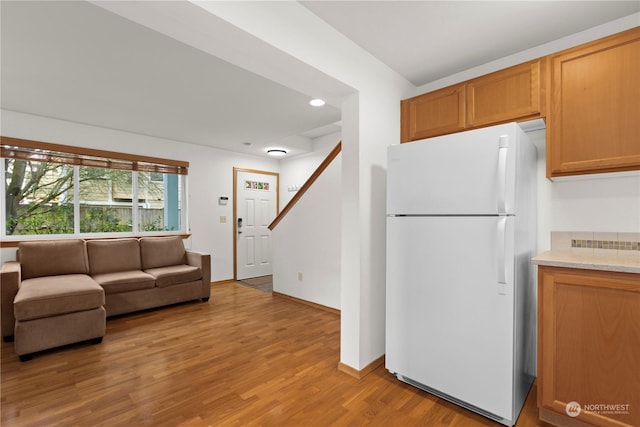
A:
[{"left": 531, "top": 250, "right": 640, "bottom": 274}]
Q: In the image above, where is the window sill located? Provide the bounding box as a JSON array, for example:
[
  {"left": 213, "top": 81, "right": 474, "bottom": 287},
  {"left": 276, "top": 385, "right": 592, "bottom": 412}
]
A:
[{"left": 0, "top": 233, "right": 192, "bottom": 248}]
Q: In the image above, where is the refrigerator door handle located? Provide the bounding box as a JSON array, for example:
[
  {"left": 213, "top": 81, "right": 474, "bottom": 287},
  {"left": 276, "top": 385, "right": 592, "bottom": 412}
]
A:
[
  {"left": 497, "top": 217, "right": 507, "bottom": 285},
  {"left": 497, "top": 135, "right": 509, "bottom": 214}
]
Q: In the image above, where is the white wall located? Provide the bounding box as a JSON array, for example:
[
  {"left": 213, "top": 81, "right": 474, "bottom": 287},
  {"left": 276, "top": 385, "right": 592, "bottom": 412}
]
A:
[
  {"left": 272, "top": 153, "right": 341, "bottom": 309},
  {"left": 527, "top": 129, "right": 640, "bottom": 253},
  {"left": 278, "top": 131, "right": 341, "bottom": 207},
  {"left": 189, "top": 2, "right": 416, "bottom": 372},
  {"left": 0, "top": 110, "right": 280, "bottom": 282}
]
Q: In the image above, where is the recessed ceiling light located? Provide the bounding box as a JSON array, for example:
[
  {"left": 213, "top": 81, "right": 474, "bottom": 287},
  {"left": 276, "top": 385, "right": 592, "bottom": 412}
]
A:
[
  {"left": 267, "top": 148, "right": 287, "bottom": 157},
  {"left": 309, "top": 98, "right": 325, "bottom": 107}
]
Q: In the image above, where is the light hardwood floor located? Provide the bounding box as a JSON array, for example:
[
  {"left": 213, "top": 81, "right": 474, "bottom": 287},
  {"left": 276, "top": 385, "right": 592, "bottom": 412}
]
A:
[{"left": 1, "top": 282, "right": 551, "bottom": 426}]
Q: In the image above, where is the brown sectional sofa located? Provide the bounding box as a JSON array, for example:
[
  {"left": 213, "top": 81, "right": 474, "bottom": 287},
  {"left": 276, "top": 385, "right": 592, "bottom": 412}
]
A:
[{"left": 1, "top": 236, "right": 211, "bottom": 360}]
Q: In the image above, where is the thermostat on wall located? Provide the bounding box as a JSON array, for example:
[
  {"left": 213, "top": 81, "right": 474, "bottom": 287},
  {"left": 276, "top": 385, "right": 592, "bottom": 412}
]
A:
[{"left": 219, "top": 196, "right": 229, "bottom": 205}]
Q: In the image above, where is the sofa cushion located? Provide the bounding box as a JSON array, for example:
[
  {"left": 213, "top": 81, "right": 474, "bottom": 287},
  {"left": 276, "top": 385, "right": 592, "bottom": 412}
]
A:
[
  {"left": 87, "top": 238, "right": 142, "bottom": 275},
  {"left": 144, "top": 265, "right": 202, "bottom": 288},
  {"left": 92, "top": 270, "right": 156, "bottom": 294},
  {"left": 14, "top": 274, "right": 104, "bottom": 321},
  {"left": 139, "top": 236, "right": 186, "bottom": 270},
  {"left": 18, "top": 239, "right": 89, "bottom": 280}
]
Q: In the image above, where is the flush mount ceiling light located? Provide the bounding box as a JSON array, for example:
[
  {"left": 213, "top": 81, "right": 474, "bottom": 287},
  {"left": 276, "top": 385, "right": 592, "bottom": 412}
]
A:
[
  {"left": 267, "top": 148, "right": 287, "bottom": 157},
  {"left": 309, "top": 98, "right": 325, "bottom": 107}
]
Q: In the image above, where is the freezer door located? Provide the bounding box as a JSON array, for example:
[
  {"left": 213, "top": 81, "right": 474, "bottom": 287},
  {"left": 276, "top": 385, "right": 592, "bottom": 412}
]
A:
[
  {"left": 386, "top": 216, "right": 515, "bottom": 420},
  {"left": 387, "top": 123, "right": 519, "bottom": 215}
]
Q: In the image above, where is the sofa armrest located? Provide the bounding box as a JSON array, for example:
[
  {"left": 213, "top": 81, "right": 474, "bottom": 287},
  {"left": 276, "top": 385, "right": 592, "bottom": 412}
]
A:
[
  {"left": 1, "top": 261, "right": 21, "bottom": 339},
  {"left": 186, "top": 251, "right": 211, "bottom": 299}
]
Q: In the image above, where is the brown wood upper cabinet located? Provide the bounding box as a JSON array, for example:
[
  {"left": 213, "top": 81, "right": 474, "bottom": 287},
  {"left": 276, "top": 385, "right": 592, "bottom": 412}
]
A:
[
  {"left": 401, "top": 59, "right": 545, "bottom": 143},
  {"left": 537, "top": 266, "right": 640, "bottom": 427},
  {"left": 466, "top": 60, "right": 544, "bottom": 128},
  {"left": 400, "top": 84, "right": 466, "bottom": 141},
  {"left": 547, "top": 27, "right": 640, "bottom": 178}
]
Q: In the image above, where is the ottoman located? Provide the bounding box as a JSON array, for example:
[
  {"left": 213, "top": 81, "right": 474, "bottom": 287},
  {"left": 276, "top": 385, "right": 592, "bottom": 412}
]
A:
[{"left": 13, "top": 274, "right": 106, "bottom": 361}]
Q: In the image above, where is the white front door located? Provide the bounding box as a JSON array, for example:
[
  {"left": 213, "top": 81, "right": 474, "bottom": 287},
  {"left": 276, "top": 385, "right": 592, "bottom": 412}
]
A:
[{"left": 235, "top": 169, "right": 278, "bottom": 280}]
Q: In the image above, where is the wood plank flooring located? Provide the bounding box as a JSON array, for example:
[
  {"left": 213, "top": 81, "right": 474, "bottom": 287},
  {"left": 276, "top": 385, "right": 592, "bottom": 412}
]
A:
[{"left": 1, "top": 282, "right": 552, "bottom": 426}]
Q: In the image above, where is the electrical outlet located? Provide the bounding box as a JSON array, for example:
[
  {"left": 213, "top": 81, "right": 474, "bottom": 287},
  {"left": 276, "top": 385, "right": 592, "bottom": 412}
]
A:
[
  {"left": 220, "top": 216, "right": 226, "bottom": 223},
  {"left": 298, "top": 272, "right": 303, "bottom": 281}
]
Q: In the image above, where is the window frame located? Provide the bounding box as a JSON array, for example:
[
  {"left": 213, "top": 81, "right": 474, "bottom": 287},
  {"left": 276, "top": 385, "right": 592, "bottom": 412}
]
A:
[{"left": 1, "top": 136, "right": 189, "bottom": 246}]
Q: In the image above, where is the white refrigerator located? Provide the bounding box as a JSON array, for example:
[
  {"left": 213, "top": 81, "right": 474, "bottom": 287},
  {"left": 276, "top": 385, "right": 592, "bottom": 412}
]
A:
[{"left": 385, "top": 122, "right": 537, "bottom": 426}]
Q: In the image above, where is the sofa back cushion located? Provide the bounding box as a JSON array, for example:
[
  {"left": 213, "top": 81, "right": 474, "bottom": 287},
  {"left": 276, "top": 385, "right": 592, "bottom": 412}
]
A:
[
  {"left": 87, "top": 238, "right": 142, "bottom": 275},
  {"left": 139, "top": 236, "right": 186, "bottom": 269},
  {"left": 18, "top": 239, "right": 89, "bottom": 280}
]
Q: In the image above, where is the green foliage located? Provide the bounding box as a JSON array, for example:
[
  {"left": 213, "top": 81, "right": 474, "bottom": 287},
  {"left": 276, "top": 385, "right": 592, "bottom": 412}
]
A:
[
  {"left": 80, "top": 207, "right": 131, "bottom": 233},
  {"left": 140, "top": 215, "right": 176, "bottom": 232},
  {"left": 5, "top": 160, "right": 74, "bottom": 235},
  {"left": 7, "top": 204, "right": 74, "bottom": 235},
  {"left": 141, "top": 216, "right": 164, "bottom": 232}
]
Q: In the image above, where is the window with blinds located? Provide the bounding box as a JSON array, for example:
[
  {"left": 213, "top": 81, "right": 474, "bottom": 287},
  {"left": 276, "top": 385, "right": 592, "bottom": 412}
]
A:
[{"left": 1, "top": 137, "right": 188, "bottom": 239}]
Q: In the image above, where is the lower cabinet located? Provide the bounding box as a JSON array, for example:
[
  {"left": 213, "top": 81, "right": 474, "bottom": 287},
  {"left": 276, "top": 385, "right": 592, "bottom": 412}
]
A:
[{"left": 537, "top": 266, "right": 640, "bottom": 427}]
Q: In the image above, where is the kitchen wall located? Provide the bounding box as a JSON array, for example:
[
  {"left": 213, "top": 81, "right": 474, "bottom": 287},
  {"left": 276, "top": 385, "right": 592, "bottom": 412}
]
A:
[
  {"left": 527, "top": 129, "right": 640, "bottom": 253},
  {"left": 0, "top": 110, "right": 280, "bottom": 282}
]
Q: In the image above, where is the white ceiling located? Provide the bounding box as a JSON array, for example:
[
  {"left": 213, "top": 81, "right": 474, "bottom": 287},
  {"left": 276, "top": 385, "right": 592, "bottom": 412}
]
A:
[
  {"left": 2, "top": 1, "right": 638, "bottom": 158},
  {"left": 0, "top": 0, "right": 343, "bottom": 158},
  {"left": 301, "top": 1, "right": 640, "bottom": 86}
]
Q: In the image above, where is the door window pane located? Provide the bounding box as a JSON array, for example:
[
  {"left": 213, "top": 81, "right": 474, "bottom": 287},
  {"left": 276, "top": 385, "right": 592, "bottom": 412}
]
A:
[{"left": 4, "top": 159, "right": 74, "bottom": 235}]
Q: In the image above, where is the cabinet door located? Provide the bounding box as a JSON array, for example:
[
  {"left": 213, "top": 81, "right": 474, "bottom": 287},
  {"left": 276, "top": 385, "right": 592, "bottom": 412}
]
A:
[
  {"left": 401, "top": 84, "right": 465, "bottom": 142},
  {"left": 548, "top": 27, "right": 640, "bottom": 177},
  {"left": 466, "top": 59, "right": 545, "bottom": 128},
  {"left": 538, "top": 266, "right": 640, "bottom": 427}
]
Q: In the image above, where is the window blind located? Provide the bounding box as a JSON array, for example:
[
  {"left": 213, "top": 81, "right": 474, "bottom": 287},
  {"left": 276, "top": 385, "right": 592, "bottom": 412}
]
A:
[{"left": 1, "top": 136, "right": 188, "bottom": 175}]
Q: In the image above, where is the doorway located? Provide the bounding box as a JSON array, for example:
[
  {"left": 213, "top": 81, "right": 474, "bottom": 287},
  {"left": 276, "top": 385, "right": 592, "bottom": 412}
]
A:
[{"left": 233, "top": 168, "right": 279, "bottom": 280}]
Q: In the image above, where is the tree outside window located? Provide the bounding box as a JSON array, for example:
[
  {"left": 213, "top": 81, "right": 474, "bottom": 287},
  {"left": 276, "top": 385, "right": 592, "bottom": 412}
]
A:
[
  {"left": 4, "top": 159, "right": 182, "bottom": 236},
  {"left": 4, "top": 159, "right": 74, "bottom": 235}
]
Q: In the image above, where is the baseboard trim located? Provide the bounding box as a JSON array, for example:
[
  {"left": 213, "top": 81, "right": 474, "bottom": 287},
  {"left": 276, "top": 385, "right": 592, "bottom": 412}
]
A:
[
  {"left": 539, "top": 408, "right": 592, "bottom": 427},
  {"left": 272, "top": 291, "right": 340, "bottom": 315},
  {"left": 338, "top": 355, "right": 385, "bottom": 380}
]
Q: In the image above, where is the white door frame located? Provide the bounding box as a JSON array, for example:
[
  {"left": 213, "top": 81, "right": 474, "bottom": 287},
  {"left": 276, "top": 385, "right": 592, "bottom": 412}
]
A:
[{"left": 233, "top": 167, "right": 279, "bottom": 280}]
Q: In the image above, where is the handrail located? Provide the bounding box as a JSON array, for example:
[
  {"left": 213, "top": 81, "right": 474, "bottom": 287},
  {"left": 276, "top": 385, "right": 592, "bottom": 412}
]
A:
[{"left": 268, "top": 141, "right": 342, "bottom": 230}]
